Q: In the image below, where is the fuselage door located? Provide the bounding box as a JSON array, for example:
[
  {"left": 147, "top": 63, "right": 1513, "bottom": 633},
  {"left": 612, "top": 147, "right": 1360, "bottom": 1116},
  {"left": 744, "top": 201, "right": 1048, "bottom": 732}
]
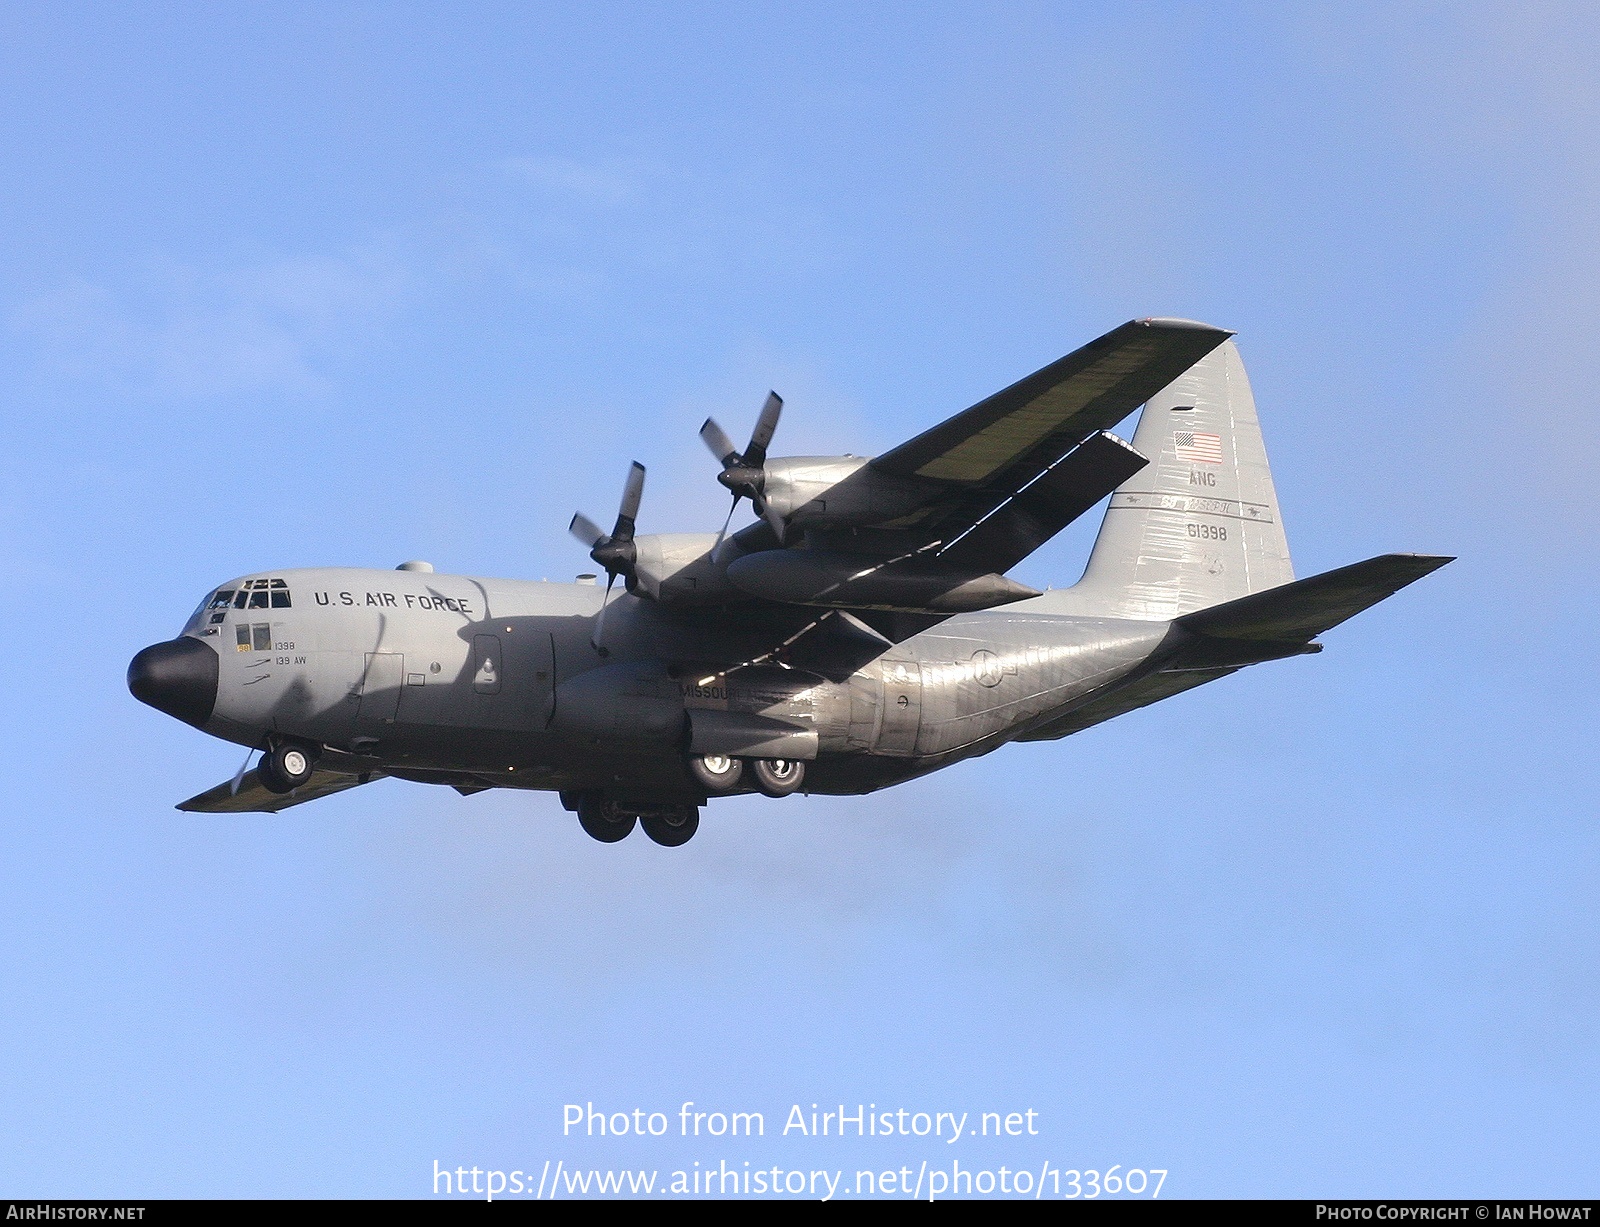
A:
[
  {"left": 473, "top": 635, "right": 502, "bottom": 694},
  {"left": 358, "top": 652, "right": 404, "bottom": 722},
  {"left": 876, "top": 656, "right": 923, "bottom": 756}
]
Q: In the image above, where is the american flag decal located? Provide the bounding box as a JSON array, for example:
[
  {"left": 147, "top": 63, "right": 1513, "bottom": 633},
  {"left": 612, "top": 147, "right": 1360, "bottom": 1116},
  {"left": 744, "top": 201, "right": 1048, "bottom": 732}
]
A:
[{"left": 1174, "top": 430, "right": 1223, "bottom": 464}]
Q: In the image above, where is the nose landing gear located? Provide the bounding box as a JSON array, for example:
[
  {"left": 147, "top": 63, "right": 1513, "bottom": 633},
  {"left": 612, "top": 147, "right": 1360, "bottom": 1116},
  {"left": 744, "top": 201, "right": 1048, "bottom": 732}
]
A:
[{"left": 257, "top": 740, "right": 319, "bottom": 794}]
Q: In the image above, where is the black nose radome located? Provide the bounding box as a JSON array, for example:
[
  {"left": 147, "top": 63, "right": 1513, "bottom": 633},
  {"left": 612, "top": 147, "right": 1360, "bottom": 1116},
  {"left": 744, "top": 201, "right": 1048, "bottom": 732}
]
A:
[{"left": 128, "top": 638, "right": 219, "bottom": 729}]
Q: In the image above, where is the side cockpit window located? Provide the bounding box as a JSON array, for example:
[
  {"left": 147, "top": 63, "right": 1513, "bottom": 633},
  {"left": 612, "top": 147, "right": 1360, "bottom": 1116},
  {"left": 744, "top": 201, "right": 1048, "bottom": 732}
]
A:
[
  {"left": 236, "top": 623, "right": 274, "bottom": 652},
  {"left": 207, "top": 590, "right": 237, "bottom": 610}
]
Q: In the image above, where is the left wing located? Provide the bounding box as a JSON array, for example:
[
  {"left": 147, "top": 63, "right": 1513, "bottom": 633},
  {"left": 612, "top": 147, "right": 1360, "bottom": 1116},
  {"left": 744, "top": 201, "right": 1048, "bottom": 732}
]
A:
[
  {"left": 177, "top": 767, "right": 385, "bottom": 813},
  {"left": 873, "top": 317, "right": 1229, "bottom": 500}
]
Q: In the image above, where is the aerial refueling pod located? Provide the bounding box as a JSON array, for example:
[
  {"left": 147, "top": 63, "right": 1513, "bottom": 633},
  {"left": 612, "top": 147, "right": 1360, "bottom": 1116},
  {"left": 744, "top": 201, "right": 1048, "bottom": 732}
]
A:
[{"left": 724, "top": 550, "right": 1040, "bottom": 614}]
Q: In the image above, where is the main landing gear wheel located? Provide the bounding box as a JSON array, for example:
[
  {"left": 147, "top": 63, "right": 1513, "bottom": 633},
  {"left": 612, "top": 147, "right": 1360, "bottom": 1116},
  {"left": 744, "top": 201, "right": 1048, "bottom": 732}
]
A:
[
  {"left": 577, "top": 795, "right": 636, "bottom": 843},
  {"left": 641, "top": 806, "right": 699, "bottom": 847},
  {"left": 258, "top": 742, "right": 318, "bottom": 794},
  {"left": 750, "top": 758, "right": 805, "bottom": 798},
  {"left": 687, "top": 753, "right": 743, "bottom": 794}
]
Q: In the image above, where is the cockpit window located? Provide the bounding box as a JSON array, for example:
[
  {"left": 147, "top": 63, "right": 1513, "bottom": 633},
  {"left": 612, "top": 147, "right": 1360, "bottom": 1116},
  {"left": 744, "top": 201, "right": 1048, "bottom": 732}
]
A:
[
  {"left": 207, "top": 590, "right": 237, "bottom": 610},
  {"left": 231, "top": 577, "right": 293, "bottom": 609}
]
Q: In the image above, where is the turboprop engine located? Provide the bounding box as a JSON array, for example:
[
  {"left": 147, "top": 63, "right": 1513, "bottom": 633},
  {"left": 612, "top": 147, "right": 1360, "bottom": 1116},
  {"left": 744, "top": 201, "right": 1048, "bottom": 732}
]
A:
[{"left": 699, "top": 394, "right": 932, "bottom": 543}]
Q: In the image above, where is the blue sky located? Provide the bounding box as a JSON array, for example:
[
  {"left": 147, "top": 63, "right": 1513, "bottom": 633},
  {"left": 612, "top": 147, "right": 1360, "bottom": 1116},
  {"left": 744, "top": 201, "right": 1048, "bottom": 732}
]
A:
[{"left": 1, "top": 2, "right": 1595, "bottom": 1198}]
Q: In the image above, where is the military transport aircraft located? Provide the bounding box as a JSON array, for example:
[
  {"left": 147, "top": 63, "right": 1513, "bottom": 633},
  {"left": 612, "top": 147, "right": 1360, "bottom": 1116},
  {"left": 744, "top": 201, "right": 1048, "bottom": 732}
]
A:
[{"left": 129, "top": 318, "right": 1450, "bottom": 846}]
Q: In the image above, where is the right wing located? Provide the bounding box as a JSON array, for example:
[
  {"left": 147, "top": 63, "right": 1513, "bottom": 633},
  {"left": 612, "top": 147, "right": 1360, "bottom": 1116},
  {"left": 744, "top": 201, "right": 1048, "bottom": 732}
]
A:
[{"left": 177, "top": 767, "right": 385, "bottom": 813}]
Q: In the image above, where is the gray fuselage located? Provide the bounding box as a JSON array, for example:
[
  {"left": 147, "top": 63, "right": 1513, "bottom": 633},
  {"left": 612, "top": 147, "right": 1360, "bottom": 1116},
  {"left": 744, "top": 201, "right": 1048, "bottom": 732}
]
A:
[{"left": 169, "top": 565, "right": 1171, "bottom": 803}]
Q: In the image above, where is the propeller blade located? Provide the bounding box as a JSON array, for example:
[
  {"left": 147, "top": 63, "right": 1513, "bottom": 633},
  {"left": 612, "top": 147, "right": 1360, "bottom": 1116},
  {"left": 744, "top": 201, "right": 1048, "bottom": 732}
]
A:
[
  {"left": 712, "top": 492, "right": 741, "bottom": 554},
  {"left": 761, "top": 500, "right": 787, "bottom": 545},
  {"left": 591, "top": 573, "right": 617, "bottom": 650},
  {"left": 569, "top": 512, "right": 607, "bottom": 550},
  {"left": 230, "top": 747, "right": 255, "bottom": 796},
  {"left": 699, "top": 418, "right": 741, "bottom": 468},
  {"left": 612, "top": 461, "right": 646, "bottom": 542},
  {"left": 744, "top": 391, "right": 782, "bottom": 467}
]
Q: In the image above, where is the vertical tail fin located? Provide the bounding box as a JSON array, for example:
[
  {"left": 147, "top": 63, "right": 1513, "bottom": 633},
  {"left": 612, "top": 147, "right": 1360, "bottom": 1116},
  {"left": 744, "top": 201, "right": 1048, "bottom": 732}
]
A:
[{"left": 1061, "top": 337, "right": 1293, "bottom": 619}]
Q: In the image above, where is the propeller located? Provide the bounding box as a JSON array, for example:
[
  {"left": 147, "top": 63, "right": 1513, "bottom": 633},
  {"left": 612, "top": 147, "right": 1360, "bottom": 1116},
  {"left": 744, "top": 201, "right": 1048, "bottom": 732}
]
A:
[
  {"left": 230, "top": 746, "right": 256, "bottom": 796},
  {"left": 700, "top": 391, "right": 787, "bottom": 546},
  {"left": 568, "top": 461, "right": 646, "bottom": 650}
]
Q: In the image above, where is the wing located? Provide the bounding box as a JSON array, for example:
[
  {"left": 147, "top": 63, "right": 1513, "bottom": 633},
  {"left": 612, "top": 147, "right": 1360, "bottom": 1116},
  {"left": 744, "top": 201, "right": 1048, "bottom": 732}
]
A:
[
  {"left": 873, "top": 317, "right": 1231, "bottom": 495},
  {"left": 177, "top": 767, "right": 386, "bottom": 813}
]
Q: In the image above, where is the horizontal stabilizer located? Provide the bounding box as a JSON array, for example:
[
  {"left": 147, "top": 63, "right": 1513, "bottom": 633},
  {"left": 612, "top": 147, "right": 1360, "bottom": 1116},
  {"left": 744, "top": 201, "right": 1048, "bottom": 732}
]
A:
[
  {"left": 1019, "top": 552, "right": 1452, "bottom": 743},
  {"left": 178, "top": 767, "right": 385, "bottom": 813},
  {"left": 1177, "top": 553, "right": 1454, "bottom": 644},
  {"left": 938, "top": 430, "right": 1148, "bottom": 573}
]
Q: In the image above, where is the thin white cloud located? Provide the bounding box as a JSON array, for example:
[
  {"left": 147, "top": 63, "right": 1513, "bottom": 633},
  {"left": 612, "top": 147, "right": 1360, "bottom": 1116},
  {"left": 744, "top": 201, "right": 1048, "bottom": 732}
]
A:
[
  {"left": 498, "top": 155, "right": 640, "bottom": 206},
  {"left": 10, "top": 249, "right": 406, "bottom": 399}
]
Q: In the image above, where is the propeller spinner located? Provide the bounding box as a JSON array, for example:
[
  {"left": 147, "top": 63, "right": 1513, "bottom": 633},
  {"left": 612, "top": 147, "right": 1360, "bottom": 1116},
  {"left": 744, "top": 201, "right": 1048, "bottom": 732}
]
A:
[
  {"left": 700, "top": 391, "right": 786, "bottom": 545},
  {"left": 568, "top": 461, "right": 646, "bottom": 650}
]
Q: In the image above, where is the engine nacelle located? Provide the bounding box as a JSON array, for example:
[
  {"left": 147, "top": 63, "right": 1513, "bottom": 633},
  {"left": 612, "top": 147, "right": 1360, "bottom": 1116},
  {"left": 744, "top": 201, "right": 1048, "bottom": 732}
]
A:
[
  {"left": 761, "top": 456, "right": 930, "bottom": 530},
  {"left": 628, "top": 534, "right": 742, "bottom": 606}
]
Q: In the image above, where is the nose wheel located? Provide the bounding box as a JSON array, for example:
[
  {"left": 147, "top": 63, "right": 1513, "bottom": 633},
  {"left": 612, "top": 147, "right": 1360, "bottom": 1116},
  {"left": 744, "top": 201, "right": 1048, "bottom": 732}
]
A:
[{"left": 258, "top": 741, "right": 318, "bottom": 794}]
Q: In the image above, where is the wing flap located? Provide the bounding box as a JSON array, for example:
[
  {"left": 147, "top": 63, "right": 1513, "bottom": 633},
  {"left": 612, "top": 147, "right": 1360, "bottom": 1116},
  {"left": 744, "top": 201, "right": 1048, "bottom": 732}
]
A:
[
  {"left": 177, "top": 767, "right": 386, "bottom": 813},
  {"left": 936, "top": 430, "right": 1148, "bottom": 573}
]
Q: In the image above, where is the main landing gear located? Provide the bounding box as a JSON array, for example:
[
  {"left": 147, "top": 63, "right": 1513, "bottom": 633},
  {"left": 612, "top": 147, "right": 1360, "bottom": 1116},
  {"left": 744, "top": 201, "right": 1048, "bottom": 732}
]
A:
[
  {"left": 572, "top": 794, "right": 700, "bottom": 847},
  {"left": 566, "top": 755, "right": 806, "bottom": 847},
  {"left": 688, "top": 753, "right": 805, "bottom": 798}
]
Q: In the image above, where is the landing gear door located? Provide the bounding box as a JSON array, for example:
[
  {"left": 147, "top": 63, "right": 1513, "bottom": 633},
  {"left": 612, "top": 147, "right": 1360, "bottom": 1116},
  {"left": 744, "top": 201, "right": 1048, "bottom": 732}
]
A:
[{"left": 876, "top": 657, "right": 922, "bottom": 756}]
